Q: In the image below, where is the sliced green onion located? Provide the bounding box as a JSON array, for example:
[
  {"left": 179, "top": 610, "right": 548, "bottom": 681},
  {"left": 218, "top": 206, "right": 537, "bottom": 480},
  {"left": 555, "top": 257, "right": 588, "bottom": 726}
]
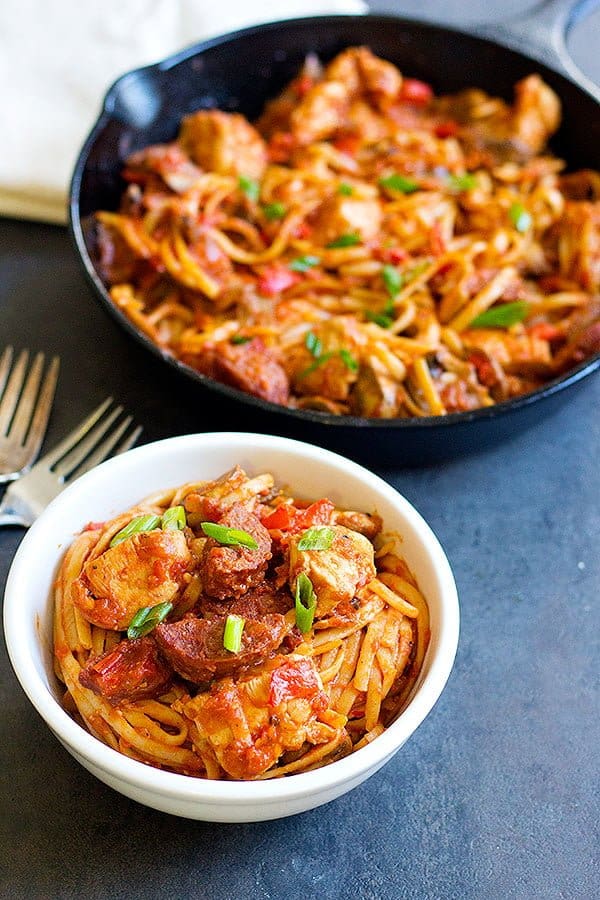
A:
[
  {"left": 110, "top": 514, "right": 161, "bottom": 548},
  {"left": 379, "top": 174, "right": 419, "bottom": 194},
  {"left": 290, "top": 255, "right": 321, "bottom": 273},
  {"left": 297, "top": 526, "right": 335, "bottom": 551},
  {"left": 295, "top": 573, "right": 317, "bottom": 633},
  {"left": 305, "top": 330, "right": 322, "bottom": 358},
  {"left": 223, "top": 614, "right": 245, "bottom": 653},
  {"left": 298, "top": 352, "right": 333, "bottom": 380},
  {"left": 509, "top": 202, "right": 532, "bottom": 233},
  {"left": 447, "top": 172, "right": 477, "bottom": 191},
  {"left": 200, "top": 521, "right": 258, "bottom": 549},
  {"left": 326, "top": 233, "right": 361, "bottom": 249},
  {"left": 127, "top": 601, "right": 172, "bottom": 640},
  {"left": 263, "top": 202, "right": 286, "bottom": 220},
  {"left": 338, "top": 182, "right": 354, "bottom": 196},
  {"left": 231, "top": 334, "right": 252, "bottom": 345},
  {"left": 382, "top": 264, "right": 403, "bottom": 298},
  {"left": 339, "top": 348, "right": 358, "bottom": 373},
  {"left": 470, "top": 301, "right": 529, "bottom": 329},
  {"left": 238, "top": 175, "right": 260, "bottom": 202},
  {"left": 161, "top": 505, "right": 186, "bottom": 531},
  {"left": 366, "top": 310, "right": 394, "bottom": 329}
]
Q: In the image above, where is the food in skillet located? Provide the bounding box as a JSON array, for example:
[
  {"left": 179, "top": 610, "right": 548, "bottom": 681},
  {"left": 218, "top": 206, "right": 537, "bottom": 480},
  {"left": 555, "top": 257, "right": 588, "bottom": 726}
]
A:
[
  {"left": 54, "top": 466, "right": 429, "bottom": 779},
  {"left": 94, "top": 47, "right": 600, "bottom": 417}
]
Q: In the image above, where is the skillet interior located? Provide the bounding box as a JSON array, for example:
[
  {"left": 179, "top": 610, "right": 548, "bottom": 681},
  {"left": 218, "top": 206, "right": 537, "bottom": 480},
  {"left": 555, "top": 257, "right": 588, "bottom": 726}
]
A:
[{"left": 70, "top": 14, "right": 600, "bottom": 465}]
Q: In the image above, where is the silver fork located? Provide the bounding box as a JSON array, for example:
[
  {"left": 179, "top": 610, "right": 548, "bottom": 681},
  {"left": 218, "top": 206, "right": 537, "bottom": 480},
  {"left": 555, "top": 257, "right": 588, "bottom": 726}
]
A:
[
  {"left": 0, "top": 346, "right": 60, "bottom": 483},
  {"left": 0, "top": 397, "right": 142, "bottom": 527}
]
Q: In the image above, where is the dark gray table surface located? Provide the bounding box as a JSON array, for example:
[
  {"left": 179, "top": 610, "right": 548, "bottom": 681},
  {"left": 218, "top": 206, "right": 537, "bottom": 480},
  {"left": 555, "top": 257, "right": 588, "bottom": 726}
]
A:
[{"left": 2, "top": 4, "right": 599, "bottom": 898}]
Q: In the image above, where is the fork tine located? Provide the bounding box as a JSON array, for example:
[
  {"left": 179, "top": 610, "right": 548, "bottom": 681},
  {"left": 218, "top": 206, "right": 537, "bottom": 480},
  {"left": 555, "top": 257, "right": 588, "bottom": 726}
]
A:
[
  {"left": 23, "top": 355, "right": 60, "bottom": 458},
  {"left": 0, "top": 346, "right": 14, "bottom": 399},
  {"left": 39, "top": 397, "right": 113, "bottom": 468},
  {"left": 7, "top": 352, "right": 45, "bottom": 444},
  {"left": 114, "top": 425, "right": 143, "bottom": 456},
  {"left": 64, "top": 416, "right": 133, "bottom": 481},
  {"left": 53, "top": 405, "right": 123, "bottom": 478},
  {"left": 0, "top": 349, "right": 29, "bottom": 435}
]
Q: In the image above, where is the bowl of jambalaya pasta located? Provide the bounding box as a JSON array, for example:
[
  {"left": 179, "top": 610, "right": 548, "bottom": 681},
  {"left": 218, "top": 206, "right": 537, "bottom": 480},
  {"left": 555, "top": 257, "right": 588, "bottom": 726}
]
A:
[{"left": 4, "top": 433, "right": 458, "bottom": 821}]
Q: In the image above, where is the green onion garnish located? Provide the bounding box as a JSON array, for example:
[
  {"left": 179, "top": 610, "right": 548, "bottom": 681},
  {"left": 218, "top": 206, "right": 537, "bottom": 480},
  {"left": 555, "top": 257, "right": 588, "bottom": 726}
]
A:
[
  {"left": 338, "top": 182, "right": 354, "bottom": 196},
  {"left": 447, "top": 172, "right": 477, "bottom": 191},
  {"left": 110, "top": 514, "right": 161, "bottom": 548},
  {"left": 382, "top": 264, "right": 403, "bottom": 298},
  {"left": 339, "top": 348, "right": 358, "bottom": 373},
  {"left": 290, "top": 255, "right": 321, "bottom": 273},
  {"left": 297, "top": 526, "right": 335, "bottom": 551},
  {"left": 263, "top": 202, "right": 286, "bottom": 220},
  {"left": 366, "top": 310, "right": 394, "bottom": 329},
  {"left": 470, "top": 301, "right": 529, "bottom": 329},
  {"left": 161, "top": 505, "right": 186, "bottom": 531},
  {"left": 326, "top": 233, "right": 361, "bottom": 249},
  {"left": 231, "top": 334, "right": 252, "bottom": 345},
  {"left": 379, "top": 174, "right": 420, "bottom": 194},
  {"left": 295, "top": 573, "right": 317, "bottom": 633},
  {"left": 223, "top": 614, "right": 245, "bottom": 653},
  {"left": 305, "top": 330, "right": 322, "bottom": 358},
  {"left": 509, "top": 202, "right": 532, "bottom": 233},
  {"left": 127, "top": 601, "right": 172, "bottom": 640},
  {"left": 238, "top": 175, "right": 260, "bottom": 202},
  {"left": 200, "top": 521, "right": 258, "bottom": 549}
]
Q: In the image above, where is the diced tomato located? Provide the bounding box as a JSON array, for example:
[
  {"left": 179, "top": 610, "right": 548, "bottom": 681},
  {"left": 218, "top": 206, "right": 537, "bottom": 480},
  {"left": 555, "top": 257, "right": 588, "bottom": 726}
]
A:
[
  {"left": 294, "top": 74, "right": 314, "bottom": 97},
  {"left": 294, "top": 221, "right": 313, "bottom": 240},
  {"left": 468, "top": 350, "right": 498, "bottom": 388},
  {"left": 333, "top": 134, "right": 361, "bottom": 156},
  {"left": 527, "top": 322, "right": 564, "bottom": 342},
  {"left": 261, "top": 498, "right": 335, "bottom": 532},
  {"left": 434, "top": 119, "right": 459, "bottom": 138},
  {"left": 257, "top": 265, "right": 301, "bottom": 297},
  {"left": 267, "top": 131, "right": 296, "bottom": 163},
  {"left": 399, "top": 78, "right": 434, "bottom": 105},
  {"left": 269, "top": 657, "right": 324, "bottom": 707},
  {"left": 430, "top": 222, "right": 446, "bottom": 256}
]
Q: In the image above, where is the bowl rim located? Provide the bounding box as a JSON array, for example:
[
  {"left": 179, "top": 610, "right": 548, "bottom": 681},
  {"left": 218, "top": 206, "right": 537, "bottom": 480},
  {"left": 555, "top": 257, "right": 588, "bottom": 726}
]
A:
[
  {"left": 68, "top": 12, "right": 600, "bottom": 435},
  {"left": 4, "top": 432, "right": 459, "bottom": 804}
]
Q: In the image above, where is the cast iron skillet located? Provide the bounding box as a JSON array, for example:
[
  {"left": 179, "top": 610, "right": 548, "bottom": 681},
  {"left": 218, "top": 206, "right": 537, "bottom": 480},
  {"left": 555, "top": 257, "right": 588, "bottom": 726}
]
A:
[{"left": 70, "top": 1, "right": 600, "bottom": 465}]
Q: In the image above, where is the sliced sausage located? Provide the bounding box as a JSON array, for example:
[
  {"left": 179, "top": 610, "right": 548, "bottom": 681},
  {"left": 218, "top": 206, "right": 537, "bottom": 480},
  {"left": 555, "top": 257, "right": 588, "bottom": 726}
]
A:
[
  {"left": 200, "top": 503, "right": 272, "bottom": 600},
  {"left": 193, "top": 338, "right": 290, "bottom": 406},
  {"left": 78, "top": 637, "right": 172, "bottom": 706},
  {"left": 154, "top": 613, "right": 287, "bottom": 683}
]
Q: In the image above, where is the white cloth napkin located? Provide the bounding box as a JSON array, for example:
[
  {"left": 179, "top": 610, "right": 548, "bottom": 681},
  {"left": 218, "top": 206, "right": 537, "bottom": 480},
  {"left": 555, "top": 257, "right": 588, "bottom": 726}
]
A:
[{"left": 0, "top": 0, "right": 365, "bottom": 225}]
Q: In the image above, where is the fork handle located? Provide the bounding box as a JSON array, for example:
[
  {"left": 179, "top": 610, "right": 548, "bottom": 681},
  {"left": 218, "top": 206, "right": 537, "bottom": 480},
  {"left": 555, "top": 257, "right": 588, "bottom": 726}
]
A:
[{"left": 0, "top": 492, "right": 31, "bottom": 528}]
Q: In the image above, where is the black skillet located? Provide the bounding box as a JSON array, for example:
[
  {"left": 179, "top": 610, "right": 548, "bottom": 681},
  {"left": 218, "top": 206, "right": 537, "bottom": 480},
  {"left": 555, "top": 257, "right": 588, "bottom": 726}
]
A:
[{"left": 70, "top": 1, "right": 600, "bottom": 465}]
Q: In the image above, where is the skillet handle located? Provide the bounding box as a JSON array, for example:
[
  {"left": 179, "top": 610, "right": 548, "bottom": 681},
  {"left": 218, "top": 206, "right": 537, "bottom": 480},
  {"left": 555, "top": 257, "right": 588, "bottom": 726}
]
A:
[{"left": 469, "top": 0, "right": 600, "bottom": 99}]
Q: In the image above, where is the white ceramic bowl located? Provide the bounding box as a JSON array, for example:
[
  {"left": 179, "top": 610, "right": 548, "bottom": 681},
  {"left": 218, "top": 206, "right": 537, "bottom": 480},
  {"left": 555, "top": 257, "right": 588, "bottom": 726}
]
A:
[{"left": 4, "top": 433, "right": 459, "bottom": 822}]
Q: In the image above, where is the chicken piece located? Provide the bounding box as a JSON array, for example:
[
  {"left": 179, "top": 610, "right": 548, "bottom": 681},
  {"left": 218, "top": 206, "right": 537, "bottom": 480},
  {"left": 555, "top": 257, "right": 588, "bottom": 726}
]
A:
[
  {"left": 182, "top": 654, "right": 346, "bottom": 778},
  {"left": 199, "top": 582, "right": 293, "bottom": 620},
  {"left": 345, "top": 100, "right": 390, "bottom": 143},
  {"left": 511, "top": 75, "right": 561, "bottom": 158},
  {"left": 289, "top": 318, "right": 364, "bottom": 402},
  {"left": 288, "top": 524, "right": 376, "bottom": 616},
  {"left": 78, "top": 637, "right": 172, "bottom": 706},
  {"left": 351, "top": 360, "right": 400, "bottom": 418},
  {"left": 462, "top": 328, "right": 553, "bottom": 377},
  {"left": 290, "top": 81, "right": 349, "bottom": 145},
  {"left": 72, "top": 529, "right": 192, "bottom": 630},
  {"left": 200, "top": 503, "right": 272, "bottom": 600},
  {"left": 325, "top": 46, "right": 402, "bottom": 110},
  {"left": 190, "top": 338, "right": 289, "bottom": 406},
  {"left": 125, "top": 143, "right": 203, "bottom": 193},
  {"left": 155, "top": 613, "right": 288, "bottom": 683},
  {"left": 310, "top": 195, "right": 382, "bottom": 246},
  {"left": 551, "top": 201, "right": 600, "bottom": 291},
  {"left": 179, "top": 110, "right": 267, "bottom": 179}
]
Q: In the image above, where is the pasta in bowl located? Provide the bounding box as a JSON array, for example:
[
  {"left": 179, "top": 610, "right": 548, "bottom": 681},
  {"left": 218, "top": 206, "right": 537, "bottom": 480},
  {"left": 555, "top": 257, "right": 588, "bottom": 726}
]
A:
[{"left": 4, "top": 433, "right": 458, "bottom": 820}]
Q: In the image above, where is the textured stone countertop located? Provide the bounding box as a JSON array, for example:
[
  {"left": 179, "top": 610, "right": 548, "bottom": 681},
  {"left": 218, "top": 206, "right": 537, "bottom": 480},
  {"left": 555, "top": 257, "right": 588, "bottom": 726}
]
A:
[{"left": 1, "top": 4, "right": 599, "bottom": 898}]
